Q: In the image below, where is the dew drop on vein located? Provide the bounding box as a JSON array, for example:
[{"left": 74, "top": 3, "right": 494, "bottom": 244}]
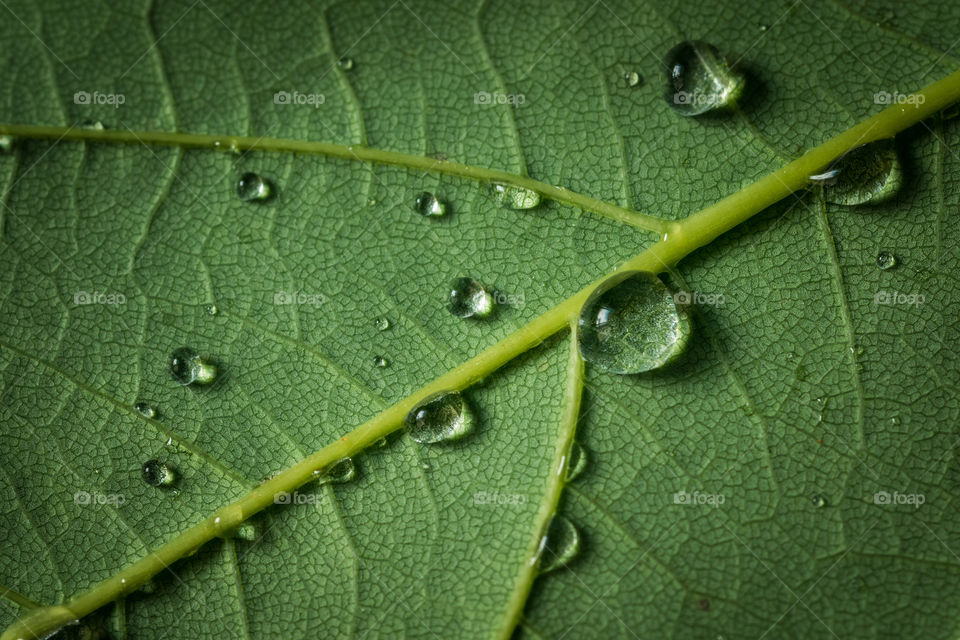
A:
[
  {"left": 315, "top": 457, "right": 356, "bottom": 484},
  {"left": 490, "top": 183, "right": 541, "bottom": 210},
  {"left": 236, "top": 172, "right": 273, "bottom": 202},
  {"left": 170, "top": 347, "right": 218, "bottom": 386},
  {"left": 404, "top": 390, "right": 473, "bottom": 444},
  {"left": 449, "top": 277, "right": 494, "bottom": 319},
  {"left": 810, "top": 139, "right": 901, "bottom": 206},
  {"left": 577, "top": 271, "right": 692, "bottom": 374},
  {"left": 564, "top": 441, "right": 587, "bottom": 481},
  {"left": 134, "top": 402, "right": 157, "bottom": 419},
  {"left": 337, "top": 56, "right": 354, "bottom": 70},
  {"left": 664, "top": 40, "right": 745, "bottom": 116},
  {"left": 534, "top": 515, "right": 581, "bottom": 573}
]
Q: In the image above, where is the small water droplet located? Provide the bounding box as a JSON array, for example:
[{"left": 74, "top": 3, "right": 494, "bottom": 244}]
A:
[
  {"left": 890, "top": 415, "right": 901, "bottom": 426},
  {"left": 374, "top": 316, "right": 390, "bottom": 331},
  {"left": 373, "top": 437, "right": 389, "bottom": 448},
  {"left": 404, "top": 390, "right": 472, "bottom": 444},
  {"left": 876, "top": 251, "right": 897, "bottom": 270},
  {"left": 577, "top": 271, "right": 692, "bottom": 374},
  {"left": 490, "top": 183, "right": 541, "bottom": 210},
  {"left": 812, "top": 139, "right": 901, "bottom": 206},
  {"left": 414, "top": 191, "right": 447, "bottom": 217},
  {"left": 367, "top": 198, "right": 378, "bottom": 206},
  {"left": 565, "top": 442, "right": 587, "bottom": 481},
  {"left": 337, "top": 56, "right": 354, "bottom": 70},
  {"left": 0, "top": 135, "right": 13, "bottom": 152},
  {"left": 170, "top": 347, "right": 218, "bottom": 386},
  {"left": 80, "top": 120, "right": 105, "bottom": 130},
  {"left": 535, "top": 515, "right": 580, "bottom": 573},
  {"left": 664, "top": 40, "right": 745, "bottom": 116},
  {"left": 142, "top": 459, "right": 176, "bottom": 487},
  {"left": 206, "top": 304, "right": 219, "bottom": 315},
  {"left": 758, "top": 24, "right": 769, "bottom": 32},
  {"left": 624, "top": 71, "right": 642, "bottom": 87},
  {"left": 373, "top": 355, "right": 388, "bottom": 368},
  {"left": 812, "top": 494, "right": 828, "bottom": 508},
  {"left": 449, "top": 277, "right": 494, "bottom": 319},
  {"left": 232, "top": 522, "right": 259, "bottom": 541},
  {"left": 134, "top": 402, "right": 157, "bottom": 419},
  {"left": 320, "top": 457, "right": 356, "bottom": 484},
  {"left": 236, "top": 172, "right": 272, "bottom": 202}
]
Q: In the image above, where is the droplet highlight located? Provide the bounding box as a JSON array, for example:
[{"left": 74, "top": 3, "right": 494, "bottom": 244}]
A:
[
  {"left": 170, "top": 347, "right": 218, "bottom": 386},
  {"left": 813, "top": 140, "right": 901, "bottom": 206},
  {"left": 876, "top": 251, "right": 897, "bottom": 270},
  {"left": 491, "top": 183, "right": 541, "bottom": 210},
  {"left": 535, "top": 515, "right": 580, "bottom": 573},
  {"left": 142, "top": 459, "right": 176, "bottom": 487},
  {"left": 664, "top": 40, "right": 745, "bottom": 116},
  {"left": 236, "top": 172, "right": 272, "bottom": 202},
  {"left": 449, "top": 277, "right": 494, "bottom": 319},
  {"left": 577, "top": 271, "right": 692, "bottom": 374},
  {"left": 414, "top": 191, "right": 447, "bottom": 217},
  {"left": 404, "top": 390, "right": 472, "bottom": 444}
]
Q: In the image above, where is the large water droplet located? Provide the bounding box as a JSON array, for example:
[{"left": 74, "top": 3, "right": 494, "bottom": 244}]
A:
[
  {"left": 319, "top": 457, "right": 356, "bottom": 484},
  {"left": 491, "top": 183, "right": 541, "bottom": 210},
  {"left": 374, "top": 316, "right": 390, "bottom": 331},
  {"left": 577, "top": 271, "right": 692, "bottom": 374},
  {"left": 134, "top": 402, "right": 157, "bottom": 419},
  {"left": 535, "top": 515, "right": 580, "bottom": 573},
  {"left": 237, "top": 172, "right": 272, "bottom": 202},
  {"left": 337, "top": 57, "right": 354, "bottom": 70},
  {"left": 170, "top": 347, "right": 218, "bottom": 386},
  {"left": 449, "top": 277, "right": 494, "bottom": 319},
  {"left": 876, "top": 251, "right": 897, "bottom": 270},
  {"left": 142, "top": 459, "right": 176, "bottom": 487},
  {"left": 404, "top": 391, "right": 472, "bottom": 444},
  {"left": 664, "top": 40, "right": 745, "bottom": 116},
  {"left": 565, "top": 441, "right": 587, "bottom": 481},
  {"left": 813, "top": 140, "right": 901, "bottom": 206},
  {"left": 414, "top": 191, "right": 447, "bottom": 217}
]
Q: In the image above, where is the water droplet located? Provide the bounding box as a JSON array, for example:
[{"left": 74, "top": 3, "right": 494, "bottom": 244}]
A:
[
  {"left": 758, "top": 24, "right": 769, "bottom": 32},
  {"left": 876, "top": 251, "right": 897, "bottom": 270},
  {"left": 490, "top": 183, "right": 541, "bottom": 210},
  {"left": 577, "top": 271, "right": 692, "bottom": 374},
  {"left": 320, "top": 457, "right": 356, "bottom": 484},
  {"left": 664, "top": 40, "right": 745, "bottom": 116},
  {"left": 169, "top": 347, "right": 218, "bottom": 386},
  {"left": 80, "top": 120, "right": 105, "bottom": 130},
  {"left": 813, "top": 140, "right": 901, "bottom": 206},
  {"left": 337, "top": 57, "right": 354, "bottom": 70},
  {"left": 232, "top": 522, "right": 259, "bottom": 541},
  {"left": 414, "top": 191, "right": 447, "bottom": 217},
  {"left": 890, "top": 415, "right": 901, "bottom": 426},
  {"left": 535, "top": 515, "right": 580, "bottom": 573},
  {"left": 565, "top": 442, "right": 587, "bottom": 481},
  {"left": 205, "top": 304, "right": 219, "bottom": 315},
  {"left": 373, "top": 437, "right": 389, "bottom": 448},
  {"left": 449, "top": 277, "right": 494, "bottom": 319},
  {"left": 0, "top": 135, "right": 13, "bottom": 153},
  {"left": 142, "top": 459, "right": 175, "bottom": 487},
  {"left": 373, "top": 355, "right": 389, "bottom": 368},
  {"left": 812, "top": 494, "right": 828, "bottom": 508},
  {"left": 374, "top": 316, "right": 390, "bottom": 331},
  {"left": 134, "top": 402, "right": 157, "bottom": 419},
  {"left": 404, "top": 390, "right": 472, "bottom": 444},
  {"left": 236, "top": 172, "right": 272, "bottom": 202},
  {"left": 624, "top": 71, "right": 642, "bottom": 87}
]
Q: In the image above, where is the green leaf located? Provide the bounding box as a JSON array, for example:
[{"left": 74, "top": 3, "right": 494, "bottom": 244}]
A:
[{"left": 1, "top": 1, "right": 959, "bottom": 639}]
